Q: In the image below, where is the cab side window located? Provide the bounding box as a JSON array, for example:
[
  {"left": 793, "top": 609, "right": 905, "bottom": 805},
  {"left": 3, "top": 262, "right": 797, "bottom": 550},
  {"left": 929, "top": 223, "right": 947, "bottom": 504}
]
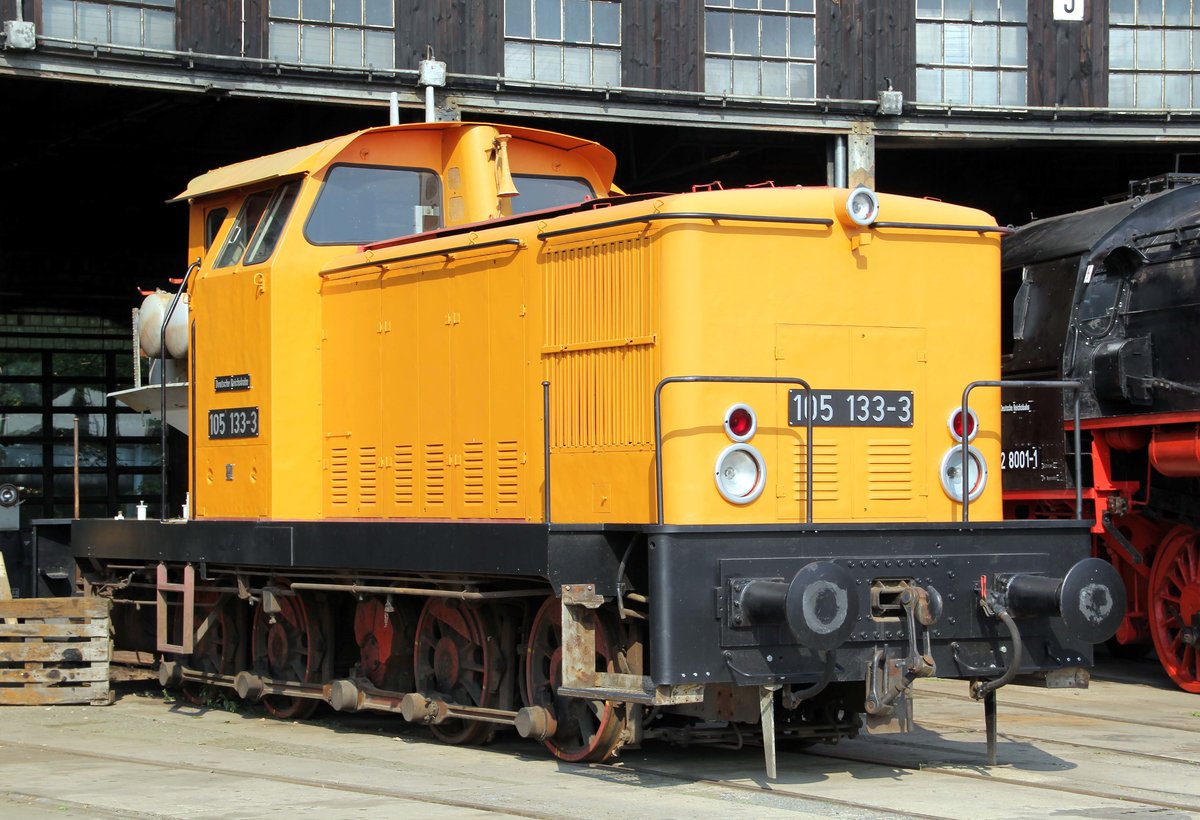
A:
[
  {"left": 204, "top": 208, "right": 229, "bottom": 252},
  {"left": 214, "top": 191, "right": 272, "bottom": 268},
  {"left": 245, "top": 182, "right": 301, "bottom": 265},
  {"left": 508, "top": 175, "right": 595, "bottom": 216}
]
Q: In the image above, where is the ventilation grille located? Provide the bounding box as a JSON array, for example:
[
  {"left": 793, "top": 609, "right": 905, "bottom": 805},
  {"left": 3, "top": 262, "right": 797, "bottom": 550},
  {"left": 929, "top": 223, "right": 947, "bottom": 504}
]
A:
[
  {"left": 329, "top": 447, "right": 349, "bottom": 507},
  {"left": 358, "top": 446, "right": 378, "bottom": 507},
  {"left": 789, "top": 440, "right": 840, "bottom": 503},
  {"left": 867, "top": 440, "right": 913, "bottom": 501},
  {"left": 393, "top": 444, "right": 415, "bottom": 507},
  {"left": 462, "top": 442, "right": 485, "bottom": 507},
  {"left": 543, "top": 238, "right": 656, "bottom": 450},
  {"left": 496, "top": 441, "right": 520, "bottom": 510},
  {"left": 424, "top": 443, "right": 446, "bottom": 509}
]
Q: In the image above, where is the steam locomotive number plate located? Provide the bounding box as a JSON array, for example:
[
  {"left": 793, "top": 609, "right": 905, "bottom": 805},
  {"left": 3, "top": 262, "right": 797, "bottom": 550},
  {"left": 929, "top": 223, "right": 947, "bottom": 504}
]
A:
[
  {"left": 208, "top": 407, "right": 260, "bottom": 439},
  {"left": 787, "top": 389, "right": 913, "bottom": 427}
]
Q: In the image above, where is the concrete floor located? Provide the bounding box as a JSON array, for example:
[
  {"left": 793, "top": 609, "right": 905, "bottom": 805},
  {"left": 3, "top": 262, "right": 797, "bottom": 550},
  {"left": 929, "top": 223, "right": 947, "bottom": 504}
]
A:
[{"left": 0, "top": 652, "right": 1194, "bottom": 819}]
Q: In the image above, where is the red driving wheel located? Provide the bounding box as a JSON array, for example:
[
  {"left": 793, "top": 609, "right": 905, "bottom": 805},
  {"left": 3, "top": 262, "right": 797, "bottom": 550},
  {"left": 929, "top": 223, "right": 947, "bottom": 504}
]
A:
[
  {"left": 523, "top": 595, "right": 627, "bottom": 763},
  {"left": 413, "top": 598, "right": 497, "bottom": 744},
  {"left": 251, "top": 590, "right": 326, "bottom": 718},
  {"left": 1149, "top": 525, "right": 1200, "bottom": 693}
]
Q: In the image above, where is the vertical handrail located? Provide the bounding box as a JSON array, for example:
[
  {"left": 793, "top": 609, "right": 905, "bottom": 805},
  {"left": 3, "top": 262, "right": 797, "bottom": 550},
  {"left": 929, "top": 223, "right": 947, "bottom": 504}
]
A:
[
  {"left": 159, "top": 258, "right": 201, "bottom": 522},
  {"left": 542, "top": 380, "right": 552, "bottom": 525},
  {"left": 654, "top": 376, "right": 813, "bottom": 525},
  {"left": 960, "top": 379, "right": 1084, "bottom": 522}
]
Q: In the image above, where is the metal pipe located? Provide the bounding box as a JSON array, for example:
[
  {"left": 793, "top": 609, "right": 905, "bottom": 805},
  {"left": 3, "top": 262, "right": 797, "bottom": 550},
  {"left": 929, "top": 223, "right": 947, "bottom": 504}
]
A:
[
  {"left": 159, "top": 258, "right": 201, "bottom": 522},
  {"left": 543, "top": 380, "right": 552, "bottom": 524},
  {"left": 72, "top": 416, "right": 79, "bottom": 520},
  {"left": 287, "top": 582, "right": 546, "bottom": 599},
  {"left": 389, "top": 91, "right": 399, "bottom": 125},
  {"left": 654, "top": 376, "right": 812, "bottom": 524},
  {"left": 834, "top": 135, "right": 847, "bottom": 188},
  {"left": 960, "top": 379, "right": 1083, "bottom": 522},
  {"left": 971, "top": 607, "right": 1024, "bottom": 700},
  {"left": 425, "top": 84, "right": 435, "bottom": 122}
]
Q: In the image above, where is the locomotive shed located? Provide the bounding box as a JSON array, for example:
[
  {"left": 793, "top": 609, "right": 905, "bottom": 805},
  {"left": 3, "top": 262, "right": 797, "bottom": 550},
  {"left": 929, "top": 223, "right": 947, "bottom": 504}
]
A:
[
  {"left": 4, "top": 0, "right": 1200, "bottom": 806},
  {"left": 0, "top": 652, "right": 1196, "bottom": 817}
]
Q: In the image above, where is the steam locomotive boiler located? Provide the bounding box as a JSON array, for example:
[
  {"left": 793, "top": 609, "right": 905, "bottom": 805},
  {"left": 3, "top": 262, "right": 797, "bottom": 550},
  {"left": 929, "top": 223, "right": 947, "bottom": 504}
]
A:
[
  {"left": 53, "top": 121, "right": 1124, "bottom": 775},
  {"left": 1003, "top": 175, "right": 1200, "bottom": 692}
]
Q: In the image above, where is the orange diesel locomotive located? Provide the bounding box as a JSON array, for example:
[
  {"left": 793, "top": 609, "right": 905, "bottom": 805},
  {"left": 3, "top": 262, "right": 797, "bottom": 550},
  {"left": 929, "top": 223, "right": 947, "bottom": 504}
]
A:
[{"left": 60, "top": 122, "right": 1122, "bottom": 774}]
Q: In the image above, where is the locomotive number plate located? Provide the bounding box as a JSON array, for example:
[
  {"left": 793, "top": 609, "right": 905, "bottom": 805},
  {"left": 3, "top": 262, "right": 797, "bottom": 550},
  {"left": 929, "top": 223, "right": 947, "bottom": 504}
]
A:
[
  {"left": 787, "top": 389, "right": 913, "bottom": 427},
  {"left": 208, "top": 407, "right": 259, "bottom": 439}
]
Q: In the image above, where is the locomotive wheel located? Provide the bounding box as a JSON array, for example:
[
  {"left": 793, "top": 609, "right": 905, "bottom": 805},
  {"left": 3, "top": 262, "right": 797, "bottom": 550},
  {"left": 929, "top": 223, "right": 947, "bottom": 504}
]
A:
[
  {"left": 524, "top": 595, "right": 627, "bottom": 763},
  {"left": 181, "top": 592, "right": 242, "bottom": 705},
  {"left": 1148, "top": 526, "right": 1200, "bottom": 693},
  {"left": 251, "top": 590, "right": 326, "bottom": 718},
  {"left": 413, "top": 598, "right": 497, "bottom": 745},
  {"left": 354, "top": 596, "right": 417, "bottom": 692}
]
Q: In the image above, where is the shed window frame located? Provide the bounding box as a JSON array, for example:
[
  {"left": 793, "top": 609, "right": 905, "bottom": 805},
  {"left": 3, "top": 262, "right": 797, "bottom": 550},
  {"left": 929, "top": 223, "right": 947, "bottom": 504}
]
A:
[
  {"left": 914, "top": 0, "right": 1028, "bottom": 107},
  {"left": 702, "top": 0, "right": 818, "bottom": 100},
  {"left": 1109, "top": 0, "right": 1200, "bottom": 110},
  {"left": 39, "top": 0, "right": 177, "bottom": 51},
  {"left": 267, "top": 0, "right": 396, "bottom": 69},
  {"left": 503, "top": 0, "right": 623, "bottom": 88}
]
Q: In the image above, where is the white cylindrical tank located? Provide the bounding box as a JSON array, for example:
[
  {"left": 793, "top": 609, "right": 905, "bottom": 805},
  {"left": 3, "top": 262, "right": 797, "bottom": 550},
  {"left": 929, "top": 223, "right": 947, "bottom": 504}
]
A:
[
  {"left": 165, "top": 293, "right": 189, "bottom": 359},
  {"left": 138, "top": 290, "right": 189, "bottom": 359},
  {"left": 137, "top": 291, "right": 171, "bottom": 358}
]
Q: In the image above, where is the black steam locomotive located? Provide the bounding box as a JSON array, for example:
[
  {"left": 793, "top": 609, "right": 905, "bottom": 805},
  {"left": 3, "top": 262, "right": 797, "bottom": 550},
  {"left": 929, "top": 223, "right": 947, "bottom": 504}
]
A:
[{"left": 1003, "top": 174, "right": 1200, "bottom": 692}]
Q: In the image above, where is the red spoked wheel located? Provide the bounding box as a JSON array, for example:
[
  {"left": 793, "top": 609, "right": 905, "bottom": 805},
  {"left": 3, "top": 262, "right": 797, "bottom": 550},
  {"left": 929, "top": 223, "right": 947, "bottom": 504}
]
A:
[
  {"left": 354, "top": 596, "right": 416, "bottom": 692},
  {"left": 251, "top": 591, "right": 326, "bottom": 718},
  {"left": 523, "top": 596, "right": 627, "bottom": 763},
  {"left": 181, "top": 591, "right": 242, "bottom": 705},
  {"left": 413, "top": 598, "right": 497, "bottom": 744},
  {"left": 1149, "top": 525, "right": 1200, "bottom": 693}
]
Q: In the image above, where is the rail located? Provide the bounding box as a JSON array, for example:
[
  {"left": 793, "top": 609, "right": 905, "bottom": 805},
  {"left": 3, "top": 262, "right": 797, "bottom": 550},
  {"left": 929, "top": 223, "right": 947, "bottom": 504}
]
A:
[
  {"left": 537, "top": 212, "right": 833, "bottom": 241},
  {"left": 960, "top": 379, "right": 1084, "bottom": 523},
  {"left": 870, "top": 221, "right": 1012, "bottom": 235},
  {"left": 318, "top": 237, "right": 524, "bottom": 278},
  {"left": 653, "top": 376, "right": 814, "bottom": 525},
  {"left": 158, "top": 257, "right": 200, "bottom": 523}
]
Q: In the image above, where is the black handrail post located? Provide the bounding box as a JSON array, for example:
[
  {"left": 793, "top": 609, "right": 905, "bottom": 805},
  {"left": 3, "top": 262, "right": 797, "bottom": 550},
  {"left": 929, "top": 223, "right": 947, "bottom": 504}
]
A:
[
  {"left": 960, "top": 379, "right": 1084, "bottom": 523},
  {"left": 542, "top": 380, "right": 552, "bottom": 525},
  {"left": 654, "top": 375, "right": 813, "bottom": 525},
  {"left": 159, "top": 258, "right": 201, "bottom": 523}
]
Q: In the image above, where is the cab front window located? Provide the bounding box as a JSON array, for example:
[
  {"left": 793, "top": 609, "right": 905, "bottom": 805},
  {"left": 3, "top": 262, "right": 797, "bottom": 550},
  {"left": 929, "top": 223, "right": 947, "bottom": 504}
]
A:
[{"left": 305, "top": 164, "right": 442, "bottom": 245}]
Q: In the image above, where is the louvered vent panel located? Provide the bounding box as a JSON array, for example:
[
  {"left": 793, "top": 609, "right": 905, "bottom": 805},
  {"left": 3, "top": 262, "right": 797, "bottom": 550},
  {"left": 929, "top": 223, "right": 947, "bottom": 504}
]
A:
[
  {"left": 867, "top": 441, "right": 913, "bottom": 501},
  {"left": 496, "top": 441, "right": 520, "bottom": 510},
  {"left": 790, "top": 440, "right": 840, "bottom": 503},
  {"left": 424, "top": 443, "right": 446, "bottom": 509},
  {"left": 393, "top": 444, "right": 415, "bottom": 507},
  {"left": 358, "top": 446, "right": 378, "bottom": 507},
  {"left": 462, "top": 442, "right": 485, "bottom": 507},
  {"left": 542, "top": 238, "right": 656, "bottom": 450},
  {"left": 329, "top": 447, "right": 349, "bottom": 507}
]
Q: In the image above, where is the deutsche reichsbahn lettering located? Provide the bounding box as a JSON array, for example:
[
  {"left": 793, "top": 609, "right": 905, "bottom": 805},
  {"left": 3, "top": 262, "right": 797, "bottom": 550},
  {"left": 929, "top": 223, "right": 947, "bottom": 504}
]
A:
[{"left": 214, "top": 374, "right": 252, "bottom": 392}]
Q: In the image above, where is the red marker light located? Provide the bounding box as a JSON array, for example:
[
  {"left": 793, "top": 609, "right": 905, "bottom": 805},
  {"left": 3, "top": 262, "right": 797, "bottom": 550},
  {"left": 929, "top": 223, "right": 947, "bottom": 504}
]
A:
[
  {"left": 728, "top": 407, "right": 753, "bottom": 438},
  {"left": 724, "top": 404, "right": 757, "bottom": 442},
  {"left": 950, "top": 408, "right": 978, "bottom": 442}
]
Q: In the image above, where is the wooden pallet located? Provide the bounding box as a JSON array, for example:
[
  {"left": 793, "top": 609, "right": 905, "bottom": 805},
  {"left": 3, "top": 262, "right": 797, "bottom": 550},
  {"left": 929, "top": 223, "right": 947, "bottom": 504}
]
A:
[{"left": 0, "top": 597, "right": 113, "bottom": 706}]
